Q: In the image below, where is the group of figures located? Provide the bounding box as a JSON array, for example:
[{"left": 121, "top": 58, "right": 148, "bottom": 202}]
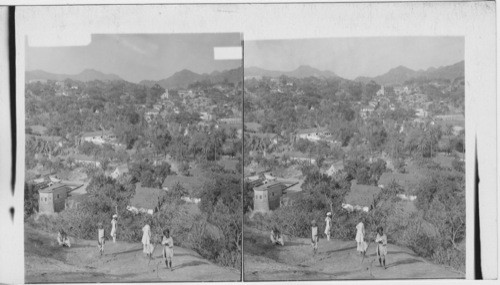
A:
[
  {"left": 56, "top": 214, "right": 175, "bottom": 270},
  {"left": 270, "top": 213, "right": 389, "bottom": 269},
  {"left": 97, "top": 214, "right": 118, "bottom": 255},
  {"left": 141, "top": 223, "right": 175, "bottom": 270}
]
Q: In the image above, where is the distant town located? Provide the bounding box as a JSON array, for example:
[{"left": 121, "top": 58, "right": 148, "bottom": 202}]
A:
[
  {"left": 24, "top": 66, "right": 244, "bottom": 281},
  {"left": 243, "top": 60, "right": 465, "bottom": 279}
]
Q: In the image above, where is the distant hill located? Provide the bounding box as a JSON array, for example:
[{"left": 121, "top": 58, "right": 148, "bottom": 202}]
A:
[
  {"left": 156, "top": 69, "right": 206, "bottom": 89},
  {"left": 423, "top": 61, "right": 464, "bottom": 82},
  {"left": 245, "top": 65, "right": 338, "bottom": 79},
  {"left": 354, "top": 61, "right": 464, "bottom": 86},
  {"left": 26, "top": 69, "right": 123, "bottom": 82},
  {"left": 140, "top": 67, "right": 243, "bottom": 89}
]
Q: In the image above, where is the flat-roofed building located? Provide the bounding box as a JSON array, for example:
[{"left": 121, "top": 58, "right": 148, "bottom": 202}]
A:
[
  {"left": 253, "top": 181, "right": 286, "bottom": 213},
  {"left": 38, "top": 183, "right": 71, "bottom": 214}
]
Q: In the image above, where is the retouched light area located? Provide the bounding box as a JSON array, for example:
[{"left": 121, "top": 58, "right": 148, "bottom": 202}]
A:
[
  {"left": 245, "top": 37, "right": 464, "bottom": 79},
  {"left": 26, "top": 34, "right": 242, "bottom": 83}
]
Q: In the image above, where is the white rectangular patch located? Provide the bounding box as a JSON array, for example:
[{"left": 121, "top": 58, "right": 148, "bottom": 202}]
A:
[{"left": 214, "top": 46, "right": 242, "bottom": 60}]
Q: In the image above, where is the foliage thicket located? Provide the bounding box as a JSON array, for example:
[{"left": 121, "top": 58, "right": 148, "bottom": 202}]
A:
[{"left": 245, "top": 76, "right": 465, "bottom": 272}]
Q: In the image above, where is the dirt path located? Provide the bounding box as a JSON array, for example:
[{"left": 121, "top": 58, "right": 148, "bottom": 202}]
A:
[
  {"left": 25, "top": 226, "right": 240, "bottom": 282},
  {"left": 244, "top": 227, "right": 463, "bottom": 281}
]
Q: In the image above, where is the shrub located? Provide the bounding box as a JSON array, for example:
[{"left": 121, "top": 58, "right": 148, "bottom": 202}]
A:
[
  {"left": 24, "top": 182, "right": 39, "bottom": 219},
  {"left": 433, "top": 247, "right": 465, "bottom": 272},
  {"left": 452, "top": 159, "right": 464, "bottom": 173},
  {"left": 178, "top": 162, "right": 190, "bottom": 176},
  {"left": 407, "top": 233, "right": 438, "bottom": 258}
]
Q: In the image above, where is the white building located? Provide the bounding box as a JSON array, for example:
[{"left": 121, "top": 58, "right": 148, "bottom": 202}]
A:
[
  {"left": 296, "top": 128, "right": 330, "bottom": 142},
  {"left": 81, "top": 131, "right": 115, "bottom": 145},
  {"left": 376, "top": 86, "right": 385, "bottom": 96}
]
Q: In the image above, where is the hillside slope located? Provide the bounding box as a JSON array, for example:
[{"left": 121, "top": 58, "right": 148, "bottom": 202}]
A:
[
  {"left": 25, "top": 226, "right": 240, "bottom": 282},
  {"left": 26, "top": 69, "right": 123, "bottom": 82},
  {"left": 244, "top": 227, "right": 463, "bottom": 281},
  {"left": 354, "top": 61, "right": 464, "bottom": 86}
]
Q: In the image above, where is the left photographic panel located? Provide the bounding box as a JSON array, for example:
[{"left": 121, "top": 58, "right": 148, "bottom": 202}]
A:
[{"left": 18, "top": 7, "right": 243, "bottom": 283}]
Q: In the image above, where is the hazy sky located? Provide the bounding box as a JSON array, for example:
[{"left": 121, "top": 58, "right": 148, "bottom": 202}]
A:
[
  {"left": 245, "top": 37, "right": 464, "bottom": 79},
  {"left": 26, "top": 33, "right": 242, "bottom": 83}
]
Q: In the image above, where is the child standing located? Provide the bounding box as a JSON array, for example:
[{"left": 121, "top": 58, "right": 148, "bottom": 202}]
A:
[
  {"left": 162, "top": 229, "right": 174, "bottom": 271},
  {"left": 376, "top": 226, "right": 388, "bottom": 269},
  {"left": 97, "top": 222, "right": 105, "bottom": 256},
  {"left": 311, "top": 220, "right": 318, "bottom": 255}
]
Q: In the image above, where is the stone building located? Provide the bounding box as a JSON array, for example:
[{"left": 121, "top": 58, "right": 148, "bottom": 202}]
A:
[
  {"left": 253, "top": 181, "right": 286, "bottom": 213},
  {"left": 38, "top": 183, "right": 71, "bottom": 214}
]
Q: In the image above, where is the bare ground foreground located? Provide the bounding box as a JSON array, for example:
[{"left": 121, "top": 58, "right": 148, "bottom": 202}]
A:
[
  {"left": 25, "top": 226, "right": 240, "bottom": 283},
  {"left": 244, "top": 227, "right": 464, "bottom": 281}
]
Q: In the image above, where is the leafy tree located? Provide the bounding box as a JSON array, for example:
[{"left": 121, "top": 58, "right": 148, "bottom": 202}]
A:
[
  {"left": 129, "top": 161, "right": 171, "bottom": 189},
  {"left": 24, "top": 182, "right": 39, "bottom": 218},
  {"left": 146, "top": 121, "right": 172, "bottom": 157},
  {"left": 369, "top": 159, "right": 387, "bottom": 184},
  {"left": 243, "top": 181, "right": 254, "bottom": 214},
  {"left": 86, "top": 174, "right": 135, "bottom": 215},
  {"left": 178, "top": 162, "right": 190, "bottom": 176},
  {"left": 167, "top": 182, "right": 188, "bottom": 203},
  {"left": 302, "top": 171, "right": 350, "bottom": 215},
  {"left": 198, "top": 171, "right": 241, "bottom": 268}
]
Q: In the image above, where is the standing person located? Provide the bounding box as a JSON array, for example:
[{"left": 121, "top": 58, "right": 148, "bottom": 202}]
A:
[
  {"left": 311, "top": 220, "right": 319, "bottom": 255},
  {"left": 162, "top": 229, "right": 174, "bottom": 271},
  {"left": 142, "top": 223, "right": 152, "bottom": 258},
  {"left": 324, "top": 212, "right": 332, "bottom": 241},
  {"left": 376, "top": 226, "right": 388, "bottom": 269},
  {"left": 270, "top": 227, "right": 284, "bottom": 246},
  {"left": 355, "top": 220, "right": 367, "bottom": 255},
  {"left": 110, "top": 214, "right": 117, "bottom": 243},
  {"left": 97, "top": 222, "right": 105, "bottom": 256}
]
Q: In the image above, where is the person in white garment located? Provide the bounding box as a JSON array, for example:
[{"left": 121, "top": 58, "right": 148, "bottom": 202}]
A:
[
  {"left": 110, "top": 214, "right": 117, "bottom": 243},
  {"left": 311, "top": 220, "right": 319, "bottom": 255},
  {"left": 324, "top": 212, "right": 332, "bottom": 241},
  {"left": 142, "top": 223, "right": 152, "bottom": 257},
  {"left": 376, "top": 226, "right": 388, "bottom": 269},
  {"left": 162, "top": 229, "right": 174, "bottom": 271},
  {"left": 355, "top": 220, "right": 367, "bottom": 255}
]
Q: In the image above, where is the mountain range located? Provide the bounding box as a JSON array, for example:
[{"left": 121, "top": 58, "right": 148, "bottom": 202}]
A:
[
  {"left": 25, "top": 60, "right": 464, "bottom": 89},
  {"left": 139, "top": 67, "right": 243, "bottom": 89},
  {"left": 244, "top": 65, "right": 338, "bottom": 79},
  {"left": 354, "top": 60, "right": 464, "bottom": 86},
  {"left": 26, "top": 69, "right": 123, "bottom": 82}
]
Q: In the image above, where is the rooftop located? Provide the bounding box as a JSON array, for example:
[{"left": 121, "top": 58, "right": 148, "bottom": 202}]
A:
[
  {"left": 378, "top": 171, "right": 422, "bottom": 192},
  {"left": 81, "top": 130, "right": 114, "bottom": 138},
  {"left": 249, "top": 133, "right": 279, "bottom": 139},
  {"left": 71, "top": 154, "right": 97, "bottom": 161},
  {"left": 253, "top": 181, "right": 286, "bottom": 192},
  {"left": 244, "top": 122, "right": 262, "bottom": 132},
  {"left": 345, "top": 180, "right": 381, "bottom": 207},
  {"left": 162, "top": 174, "right": 206, "bottom": 196},
  {"left": 38, "top": 183, "right": 72, "bottom": 194},
  {"left": 296, "top": 127, "right": 328, "bottom": 135},
  {"left": 27, "top": 134, "right": 64, "bottom": 142},
  {"left": 130, "top": 183, "right": 166, "bottom": 210},
  {"left": 283, "top": 151, "right": 316, "bottom": 159},
  {"left": 28, "top": 125, "right": 47, "bottom": 135}
]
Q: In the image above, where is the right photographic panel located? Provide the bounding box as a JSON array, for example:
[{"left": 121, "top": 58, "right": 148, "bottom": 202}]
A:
[{"left": 243, "top": 37, "right": 465, "bottom": 281}]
